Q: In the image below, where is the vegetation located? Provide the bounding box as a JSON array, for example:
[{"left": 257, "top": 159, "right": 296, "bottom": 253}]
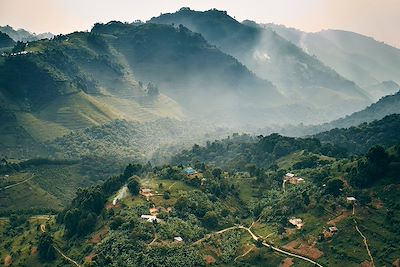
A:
[{"left": 315, "top": 114, "right": 400, "bottom": 154}]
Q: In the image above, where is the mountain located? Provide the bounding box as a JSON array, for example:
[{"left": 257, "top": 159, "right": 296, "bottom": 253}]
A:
[
  {"left": 265, "top": 24, "right": 400, "bottom": 92},
  {"left": 275, "top": 90, "right": 400, "bottom": 137},
  {"left": 0, "top": 29, "right": 186, "bottom": 158},
  {"left": 91, "top": 22, "right": 286, "bottom": 122},
  {"left": 0, "top": 25, "right": 54, "bottom": 42},
  {"left": 0, "top": 32, "right": 15, "bottom": 48},
  {"left": 314, "top": 114, "right": 400, "bottom": 154},
  {"left": 0, "top": 21, "right": 290, "bottom": 158},
  {"left": 150, "top": 8, "right": 371, "bottom": 118}
]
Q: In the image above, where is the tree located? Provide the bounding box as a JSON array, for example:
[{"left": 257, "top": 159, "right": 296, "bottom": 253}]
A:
[
  {"left": 212, "top": 168, "right": 222, "bottom": 179},
  {"left": 203, "top": 211, "right": 218, "bottom": 228},
  {"left": 37, "top": 233, "right": 55, "bottom": 261},
  {"left": 127, "top": 176, "right": 140, "bottom": 195},
  {"left": 325, "top": 178, "right": 344, "bottom": 197}
]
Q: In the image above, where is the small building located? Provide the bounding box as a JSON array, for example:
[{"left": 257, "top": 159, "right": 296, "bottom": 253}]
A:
[
  {"left": 183, "top": 167, "right": 196, "bottom": 175},
  {"left": 323, "top": 226, "right": 338, "bottom": 239},
  {"left": 346, "top": 197, "right": 356, "bottom": 204},
  {"left": 183, "top": 167, "right": 203, "bottom": 179},
  {"left": 289, "top": 218, "right": 304, "bottom": 229},
  {"left": 149, "top": 207, "right": 159, "bottom": 215},
  {"left": 140, "top": 188, "right": 153, "bottom": 198},
  {"left": 284, "top": 173, "right": 305, "bottom": 185},
  {"left": 140, "top": 215, "right": 160, "bottom": 223},
  {"left": 329, "top": 226, "right": 338, "bottom": 233},
  {"left": 174, "top": 236, "right": 183, "bottom": 242}
]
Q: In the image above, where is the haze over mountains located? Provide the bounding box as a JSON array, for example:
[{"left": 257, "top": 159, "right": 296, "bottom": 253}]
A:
[
  {"left": 1, "top": 8, "right": 400, "bottom": 159},
  {"left": 264, "top": 24, "right": 400, "bottom": 94}
]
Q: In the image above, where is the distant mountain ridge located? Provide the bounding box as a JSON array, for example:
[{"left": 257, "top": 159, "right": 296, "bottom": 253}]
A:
[
  {"left": 272, "top": 90, "right": 400, "bottom": 137},
  {"left": 0, "top": 25, "right": 54, "bottom": 41},
  {"left": 264, "top": 23, "right": 400, "bottom": 95}
]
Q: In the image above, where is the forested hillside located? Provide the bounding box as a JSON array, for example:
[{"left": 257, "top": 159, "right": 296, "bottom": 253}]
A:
[{"left": 314, "top": 114, "right": 400, "bottom": 154}]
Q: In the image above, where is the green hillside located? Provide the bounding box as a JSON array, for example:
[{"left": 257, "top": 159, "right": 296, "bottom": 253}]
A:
[
  {"left": 0, "top": 28, "right": 188, "bottom": 157},
  {"left": 1, "top": 132, "right": 399, "bottom": 266},
  {"left": 314, "top": 114, "right": 400, "bottom": 154},
  {"left": 150, "top": 8, "right": 371, "bottom": 118},
  {"left": 0, "top": 32, "right": 14, "bottom": 48}
]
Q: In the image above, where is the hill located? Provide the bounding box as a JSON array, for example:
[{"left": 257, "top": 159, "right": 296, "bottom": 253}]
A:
[
  {"left": 0, "top": 28, "right": 196, "bottom": 157},
  {"left": 0, "top": 32, "right": 15, "bottom": 48},
  {"left": 1, "top": 134, "right": 399, "bottom": 266},
  {"left": 91, "top": 22, "right": 286, "bottom": 122},
  {"left": 314, "top": 114, "right": 400, "bottom": 154},
  {"left": 275, "top": 91, "right": 400, "bottom": 137},
  {"left": 265, "top": 24, "right": 400, "bottom": 93},
  {"left": 150, "top": 8, "right": 371, "bottom": 119}
]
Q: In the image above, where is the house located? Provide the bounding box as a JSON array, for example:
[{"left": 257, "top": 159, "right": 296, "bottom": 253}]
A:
[
  {"left": 329, "top": 226, "right": 338, "bottom": 233},
  {"left": 346, "top": 197, "right": 356, "bottom": 204},
  {"left": 149, "top": 208, "right": 159, "bottom": 215},
  {"left": 289, "top": 218, "right": 304, "bottom": 229},
  {"left": 140, "top": 188, "right": 153, "bottom": 198},
  {"left": 323, "top": 226, "right": 338, "bottom": 239},
  {"left": 140, "top": 215, "right": 160, "bottom": 223},
  {"left": 174, "top": 236, "right": 183, "bottom": 242},
  {"left": 183, "top": 167, "right": 203, "bottom": 179},
  {"left": 284, "top": 173, "right": 305, "bottom": 185},
  {"left": 183, "top": 167, "right": 196, "bottom": 175}
]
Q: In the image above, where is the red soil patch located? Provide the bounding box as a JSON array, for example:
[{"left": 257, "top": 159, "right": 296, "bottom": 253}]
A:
[
  {"left": 85, "top": 252, "right": 97, "bottom": 263},
  {"left": 90, "top": 226, "right": 109, "bottom": 244},
  {"left": 372, "top": 199, "right": 384, "bottom": 209},
  {"left": 4, "top": 255, "right": 12, "bottom": 266},
  {"left": 31, "top": 246, "right": 38, "bottom": 255},
  {"left": 105, "top": 202, "right": 122, "bottom": 210},
  {"left": 283, "top": 240, "right": 324, "bottom": 260},
  {"left": 327, "top": 211, "right": 351, "bottom": 226},
  {"left": 359, "top": 260, "right": 373, "bottom": 267},
  {"left": 204, "top": 255, "right": 216, "bottom": 265},
  {"left": 279, "top": 258, "right": 294, "bottom": 267}
]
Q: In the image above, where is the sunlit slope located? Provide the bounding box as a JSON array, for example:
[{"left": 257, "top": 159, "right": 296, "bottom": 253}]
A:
[{"left": 0, "top": 30, "right": 185, "bottom": 150}]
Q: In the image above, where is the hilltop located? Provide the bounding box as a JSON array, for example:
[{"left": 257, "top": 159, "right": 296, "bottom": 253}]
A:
[{"left": 150, "top": 8, "right": 371, "bottom": 119}]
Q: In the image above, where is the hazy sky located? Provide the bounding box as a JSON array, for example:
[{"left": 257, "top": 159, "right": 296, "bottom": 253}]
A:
[{"left": 0, "top": 0, "right": 399, "bottom": 48}]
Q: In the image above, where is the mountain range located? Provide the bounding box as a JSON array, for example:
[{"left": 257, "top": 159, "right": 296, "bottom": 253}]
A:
[
  {"left": 1, "top": 8, "right": 400, "bottom": 159},
  {"left": 264, "top": 23, "right": 400, "bottom": 94}
]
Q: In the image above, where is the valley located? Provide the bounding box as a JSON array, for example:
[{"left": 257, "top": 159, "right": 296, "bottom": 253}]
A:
[{"left": 0, "top": 5, "right": 400, "bottom": 267}]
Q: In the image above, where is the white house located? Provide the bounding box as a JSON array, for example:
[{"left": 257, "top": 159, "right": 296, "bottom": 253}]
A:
[
  {"left": 174, "top": 236, "right": 183, "bottom": 242},
  {"left": 141, "top": 215, "right": 160, "bottom": 223}
]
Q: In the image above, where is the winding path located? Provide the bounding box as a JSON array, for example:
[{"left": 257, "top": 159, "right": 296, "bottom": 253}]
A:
[
  {"left": 193, "top": 224, "right": 325, "bottom": 267},
  {"left": 53, "top": 246, "right": 81, "bottom": 267},
  {"left": 352, "top": 204, "right": 375, "bottom": 267},
  {"left": 0, "top": 174, "right": 35, "bottom": 190}
]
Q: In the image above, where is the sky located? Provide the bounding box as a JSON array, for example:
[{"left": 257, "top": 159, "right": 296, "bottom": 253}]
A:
[{"left": 0, "top": 0, "right": 399, "bottom": 48}]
